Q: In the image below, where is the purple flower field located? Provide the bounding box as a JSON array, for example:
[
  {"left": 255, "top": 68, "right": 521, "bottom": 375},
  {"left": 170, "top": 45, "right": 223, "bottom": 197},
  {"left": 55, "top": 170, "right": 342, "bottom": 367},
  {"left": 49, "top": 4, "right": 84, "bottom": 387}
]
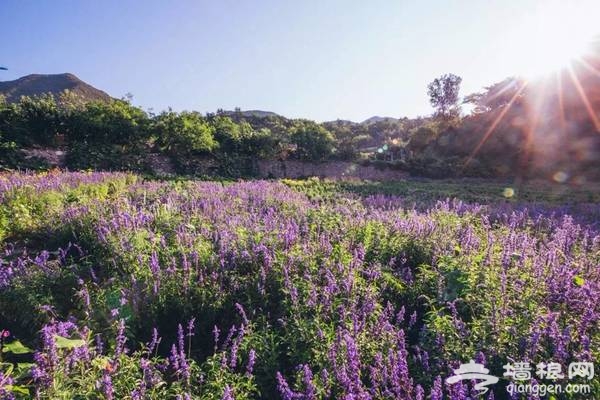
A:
[{"left": 0, "top": 171, "right": 598, "bottom": 399}]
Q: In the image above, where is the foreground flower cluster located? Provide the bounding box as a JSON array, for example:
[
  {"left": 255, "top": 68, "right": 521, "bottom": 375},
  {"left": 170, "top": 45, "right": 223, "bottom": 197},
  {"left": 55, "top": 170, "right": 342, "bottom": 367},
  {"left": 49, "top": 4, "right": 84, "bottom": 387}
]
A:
[{"left": 0, "top": 171, "right": 598, "bottom": 399}]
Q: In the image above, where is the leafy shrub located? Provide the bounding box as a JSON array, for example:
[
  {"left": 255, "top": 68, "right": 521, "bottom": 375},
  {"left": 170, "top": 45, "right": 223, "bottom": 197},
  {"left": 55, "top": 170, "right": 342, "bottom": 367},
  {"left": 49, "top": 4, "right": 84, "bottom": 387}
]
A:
[{"left": 154, "top": 110, "right": 218, "bottom": 156}]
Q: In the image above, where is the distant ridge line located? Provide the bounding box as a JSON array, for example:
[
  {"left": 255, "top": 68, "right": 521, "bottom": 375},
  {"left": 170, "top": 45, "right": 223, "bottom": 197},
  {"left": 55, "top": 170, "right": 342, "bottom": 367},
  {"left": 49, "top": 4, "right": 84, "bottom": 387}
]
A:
[{"left": 0, "top": 73, "right": 112, "bottom": 103}]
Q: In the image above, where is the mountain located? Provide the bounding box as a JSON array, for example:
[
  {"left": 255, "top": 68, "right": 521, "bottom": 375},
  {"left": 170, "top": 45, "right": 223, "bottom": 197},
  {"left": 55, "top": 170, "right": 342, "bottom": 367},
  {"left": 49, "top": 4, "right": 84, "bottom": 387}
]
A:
[
  {"left": 0, "top": 73, "right": 111, "bottom": 103},
  {"left": 322, "top": 119, "right": 357, "bottom": 125},
  {"left": 224, "top": 109, "right": 281, "bottom": 118},
  {"left": 361, "top": 116, "right": 400, "bottom": 125}
]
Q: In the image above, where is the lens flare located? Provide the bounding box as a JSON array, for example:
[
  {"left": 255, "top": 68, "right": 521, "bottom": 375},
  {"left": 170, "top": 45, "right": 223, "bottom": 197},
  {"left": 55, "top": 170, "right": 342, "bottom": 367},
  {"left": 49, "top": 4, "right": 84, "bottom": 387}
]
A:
[
  {"left": 502, "top": 188, "right": 515, "bottom": 198},
  {"left": 552, "top": 171, "right": 569, "bottom": 183},
  {"left": 510, "top": 0, "right": 600, "bottom": 79}
]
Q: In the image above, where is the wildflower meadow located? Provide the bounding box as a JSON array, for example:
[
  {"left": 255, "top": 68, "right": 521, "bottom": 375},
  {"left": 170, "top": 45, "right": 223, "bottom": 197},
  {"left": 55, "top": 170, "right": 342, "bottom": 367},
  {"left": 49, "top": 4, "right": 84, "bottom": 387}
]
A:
[{"left": 0, "top": 171, "right": 598, "bottom": 399}]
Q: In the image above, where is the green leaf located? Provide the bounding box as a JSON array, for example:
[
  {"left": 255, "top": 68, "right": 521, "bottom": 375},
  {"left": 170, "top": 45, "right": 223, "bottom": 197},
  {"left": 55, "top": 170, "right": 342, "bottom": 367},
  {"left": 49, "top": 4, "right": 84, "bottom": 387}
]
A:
[
  {"left": 54, "top": 335, "right": 86, "bottom": 349},
  {"left": 16, "top": 362, "right": 35, "bottom": 371},
  {"left": 5, "top": 385, "right": 30, "bottom": 395},
  {"left": 381, "top": 271, "right": 405, "bottom": 293},
  {"left": 91, "top": 355, "right": 111, "bottom": 370},
  {"left": 0, "top": 362, "right": 13, "bottom": 374},
  {"left": 2, "top": 340, "right": 33, "bottom": 354},
  {"left": 573, "top": 276, "right": 585, "bottom": 286}
]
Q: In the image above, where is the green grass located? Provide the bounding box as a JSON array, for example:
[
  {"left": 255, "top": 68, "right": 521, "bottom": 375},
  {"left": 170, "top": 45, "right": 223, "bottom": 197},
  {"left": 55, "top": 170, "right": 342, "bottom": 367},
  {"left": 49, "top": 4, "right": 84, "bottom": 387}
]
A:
[{"left": 281, "top": 177, "right": 600, "bottom": 205}]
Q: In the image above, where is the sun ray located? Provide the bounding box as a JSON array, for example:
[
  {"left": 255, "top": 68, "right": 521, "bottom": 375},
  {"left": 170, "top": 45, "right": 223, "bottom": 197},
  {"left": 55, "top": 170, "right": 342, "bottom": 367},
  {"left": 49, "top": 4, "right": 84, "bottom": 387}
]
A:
[
  {"left": 517, "top": 81, "right": 548, "bottom": 183},
  {"left": 567, "top": 65, "right": 600, "bottom": 132},
  {"left": 573, "top": 57, "right": 600, "bottom": 79},
  {"left": 484, "top": 79, "right": 523, "bottom": 105},
  {"left": 556, "top": 72, "right": 567, "bottom": 132},
  {"left": 463, "top": 81, "right": 528, "bottom": 169}
]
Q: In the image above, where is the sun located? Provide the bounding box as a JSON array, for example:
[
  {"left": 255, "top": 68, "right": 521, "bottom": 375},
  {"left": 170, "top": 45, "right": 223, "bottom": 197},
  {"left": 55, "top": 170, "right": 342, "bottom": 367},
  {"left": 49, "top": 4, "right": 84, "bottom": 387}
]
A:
[{"left": 511, "top": 0, "right": 600, "bottom": 79}]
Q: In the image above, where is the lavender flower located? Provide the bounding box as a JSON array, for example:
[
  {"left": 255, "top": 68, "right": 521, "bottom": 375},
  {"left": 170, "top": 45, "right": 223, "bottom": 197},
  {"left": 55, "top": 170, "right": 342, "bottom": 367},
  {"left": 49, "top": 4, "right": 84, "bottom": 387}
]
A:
[
  {"left": 246, "top": 349, "right": 256, "bottom": 375},
  {"left": 222, "top": 385, "right": 234, "bottom": 400},
  {"left": 99, "top": 371, "right": 114, "bottom": 400}
]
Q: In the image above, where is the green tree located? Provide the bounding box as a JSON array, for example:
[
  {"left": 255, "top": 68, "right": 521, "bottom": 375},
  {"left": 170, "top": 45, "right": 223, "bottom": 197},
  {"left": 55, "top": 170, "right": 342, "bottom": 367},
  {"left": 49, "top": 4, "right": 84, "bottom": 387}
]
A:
[
  {"left": 406, "top": 125, "right": 439, "bottom": 153},
  {"left": 65, "top": 99, "right": 150, "bottom": 146},
  {"left": 239, "top": 127, "right": 280, "bottom": 159},
  {"left": 427, "top": 73, "right": 462, "bottom": 119},
  {"left": 324, "top": 120, "right": 370, "bottom": 160},
  {"left": 463, "top": 77, "right": 525, "bottom": 114},
  {"left": 290, "top": 121, "right": 335, "bottom": 161},
  {"left": 210, "top": 115, "right": 245, "bottom": 153},
  {"left": 4, "top": 94, "right": 63, "bottom": 146},
  {"left": 154, "top": 110, "right": 217, "bottom": 155}
]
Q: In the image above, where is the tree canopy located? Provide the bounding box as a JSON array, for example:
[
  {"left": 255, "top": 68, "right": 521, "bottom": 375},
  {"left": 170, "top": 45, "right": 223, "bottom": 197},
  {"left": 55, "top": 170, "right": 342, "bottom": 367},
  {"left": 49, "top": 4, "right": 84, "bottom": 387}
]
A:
[{"left": 427, "top": 73, "right": 462, "bottom": 119}]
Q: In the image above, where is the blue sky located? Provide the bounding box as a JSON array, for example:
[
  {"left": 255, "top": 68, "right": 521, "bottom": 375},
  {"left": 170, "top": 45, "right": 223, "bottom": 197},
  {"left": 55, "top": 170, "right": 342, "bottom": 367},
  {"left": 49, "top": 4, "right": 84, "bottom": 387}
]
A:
[{"left": 2, "top": 1, "right": 599, "bottom": 121}]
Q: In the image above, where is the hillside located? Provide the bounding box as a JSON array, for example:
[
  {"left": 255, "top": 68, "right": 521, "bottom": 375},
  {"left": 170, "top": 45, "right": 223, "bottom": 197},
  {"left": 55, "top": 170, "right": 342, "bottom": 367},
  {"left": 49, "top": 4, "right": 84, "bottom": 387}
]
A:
[
  {"left": 361, "top": 115, "right": 400, "bottom": 124},
  {"left": 223, "top": 109, "right": 281, "bottom": 118},
  {"left": 0, "top": 73, "right": 111, "bottom": 103}
]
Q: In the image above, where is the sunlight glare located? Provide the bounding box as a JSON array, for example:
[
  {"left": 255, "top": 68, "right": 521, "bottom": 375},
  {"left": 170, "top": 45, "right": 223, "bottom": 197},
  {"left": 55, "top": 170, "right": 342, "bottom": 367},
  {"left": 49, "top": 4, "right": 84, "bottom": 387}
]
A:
[{"left": 512, "top": 1, "right": 600, "bottom": 78}]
